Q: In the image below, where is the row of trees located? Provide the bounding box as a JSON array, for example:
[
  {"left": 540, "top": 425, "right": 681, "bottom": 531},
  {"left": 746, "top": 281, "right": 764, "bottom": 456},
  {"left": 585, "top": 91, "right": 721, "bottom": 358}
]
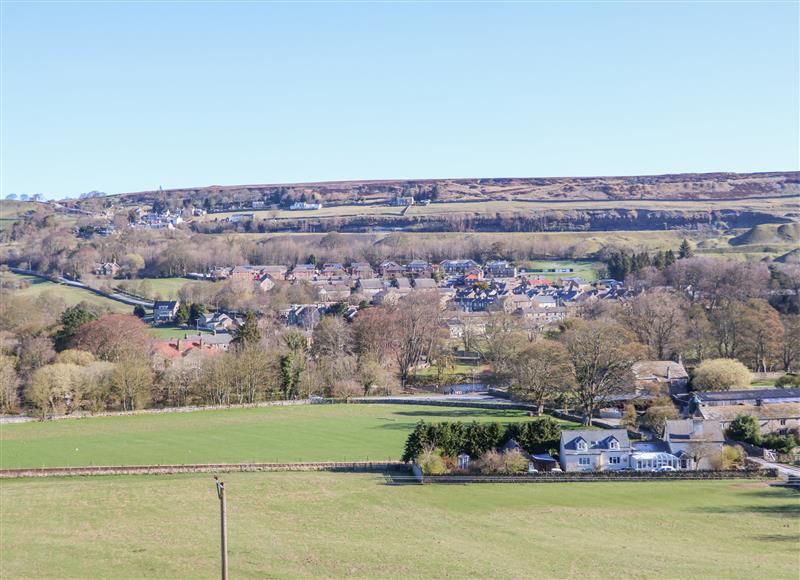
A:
[{"left": 401, "top": 418, "right": 562, "bottom": 463}]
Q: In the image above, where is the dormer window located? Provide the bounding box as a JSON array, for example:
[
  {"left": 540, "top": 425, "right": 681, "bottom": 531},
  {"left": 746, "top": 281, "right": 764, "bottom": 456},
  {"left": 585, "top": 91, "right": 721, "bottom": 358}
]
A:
[
  {"left": 608, "top": 438, "right": 619, "bottom": 450},
  {"left": 575, "top": 437, "right": 587, "bottom": 451}
]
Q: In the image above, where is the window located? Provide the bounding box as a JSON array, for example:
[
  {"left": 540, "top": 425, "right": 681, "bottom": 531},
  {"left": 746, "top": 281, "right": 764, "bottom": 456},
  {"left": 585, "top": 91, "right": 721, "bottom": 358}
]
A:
[
  {"left": 608, "top": 456, "right": 621, "bottom": 465},
  {"left": 780, "top": 419, "right": 787, "bottom": 426},
  {"left": 579, "top": 457, "right": 591, "bottom": 466},
  {"left": 608, "top": 439, "right": 619, "bottom": 450}
]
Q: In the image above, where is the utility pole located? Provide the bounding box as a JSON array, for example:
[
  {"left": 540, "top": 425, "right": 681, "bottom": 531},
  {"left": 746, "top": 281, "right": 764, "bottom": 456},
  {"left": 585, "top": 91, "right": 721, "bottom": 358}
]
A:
[{"left": 214, "top": 476, "right": 228, "bottom": 580}]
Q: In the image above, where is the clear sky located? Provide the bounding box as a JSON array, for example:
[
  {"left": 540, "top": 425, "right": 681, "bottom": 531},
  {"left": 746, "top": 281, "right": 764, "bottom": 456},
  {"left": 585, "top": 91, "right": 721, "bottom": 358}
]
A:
[{"left": 2, "top": 1, "right": 798, "bottom": 198}]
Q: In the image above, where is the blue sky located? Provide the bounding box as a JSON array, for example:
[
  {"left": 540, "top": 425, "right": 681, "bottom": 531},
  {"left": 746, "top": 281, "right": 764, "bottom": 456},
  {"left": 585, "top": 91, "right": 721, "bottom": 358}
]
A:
[{"left": 2, "top": 1, "right": 798, "bottom": 198}]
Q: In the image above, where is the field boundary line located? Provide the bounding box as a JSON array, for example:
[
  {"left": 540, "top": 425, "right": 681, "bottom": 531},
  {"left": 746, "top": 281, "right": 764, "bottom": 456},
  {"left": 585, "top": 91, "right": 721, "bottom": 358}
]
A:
[{"left": 0, "top": 461, "right": 408, "bottom": 478}]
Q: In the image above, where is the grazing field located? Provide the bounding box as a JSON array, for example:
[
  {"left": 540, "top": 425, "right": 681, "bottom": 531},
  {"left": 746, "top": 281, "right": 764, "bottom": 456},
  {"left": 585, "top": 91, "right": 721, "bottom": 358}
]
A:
[
  {"left": 1, "top": 473, "right": 796, "bottom": 578},
  {"left": 6, "top": 273, "right": 132, "bottom": 313},
  {"left": 0, "top": 404, "right": 568, "bottom": 469}
]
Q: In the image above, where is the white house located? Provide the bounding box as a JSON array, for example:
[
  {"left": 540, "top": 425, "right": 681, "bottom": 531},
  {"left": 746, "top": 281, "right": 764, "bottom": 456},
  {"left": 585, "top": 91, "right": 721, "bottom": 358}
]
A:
[
  {"left": 559, "top": 429, "right": 632, "bottom": 472},
  {"left": 289, "top": 202, "right": 323, "bottom": 210}
]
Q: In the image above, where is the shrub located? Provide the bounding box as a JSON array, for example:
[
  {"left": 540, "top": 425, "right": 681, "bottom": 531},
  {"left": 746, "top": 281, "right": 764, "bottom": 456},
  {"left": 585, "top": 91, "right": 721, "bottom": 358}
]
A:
[
  {"left": 503, "top": 449, "right": 530, "bottom": 474},
  {"left": 416, "top": 446, "right": 447, "bottom": 476},
  {"left": 760, "top": 435, "right": 797, "bottom": 454},
  {"left": 475, "top": 450, "right": 505, "bottom": 474},
  {"left": 775, "top": 373, "right": 800, "bottom": 388},
  {"left": 725, "top": 414, "right": 761, "bottom": 445},
  {"left": 691, "top": 359, "right": 751, "bottom": 391},
  {"left": 712, "top": 445, "right": 746, "bottom": 470}
]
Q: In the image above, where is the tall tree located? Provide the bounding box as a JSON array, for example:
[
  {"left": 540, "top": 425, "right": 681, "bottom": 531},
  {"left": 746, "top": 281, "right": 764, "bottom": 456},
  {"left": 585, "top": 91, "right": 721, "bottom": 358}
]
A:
[
  {"left": 678, "top": 238, "right": 694, "bottom": 259},
  {"left": 70, "top": 314, "right": 150, "bottom": 362},
  {"left": 509, "top": 340, "right": 574, "bottom": 415},
  {"left": 280, "top": 330, "right": 307, "bottom": 399},
  {"left": 561, "top": 320, "right": 645, "bottom": 425},
  {"left": 388, "top": 291, "right": 442, "bottom": 387},
  {"left": 56, "top": 304, "right": 97, "bottom": 349},
  {"left": 233, "top": 310, "right": 261, "bottom": 348},
  {"left": 738, "top": 299, "right": 784, "bottom": 372},
  {"left": 621, "top": 289, "right": 687, "bottom": 360}
]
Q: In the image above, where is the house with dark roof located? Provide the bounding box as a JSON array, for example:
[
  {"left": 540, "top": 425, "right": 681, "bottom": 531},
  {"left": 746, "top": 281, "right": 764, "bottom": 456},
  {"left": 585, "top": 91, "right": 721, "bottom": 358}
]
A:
[
  {"left": 485, "top": 260, "right": 517, "bottom": 278},
  {"left": 290, "top": 263, "right": 317, "bottom": 281},
  {"left": 355, "top": 278, "right": 385, "bottom": 298},
  {"left": 412, "top": 278, "right": 438, "bottom": 290},
  {"left": 378, "top": 261, "right": 404, "bottom": 279},
  {"left": 696, "top": 403, "right": 800, "bottom": 437},
  {"left": 689, "top": 388, "right": 800, "bottom": 408},
  {"left": 406, "top": 259, "right": 433, "bottom": 277},
  {"left": 559, "top": 429, "right": 632, "bottom": 472},
  {"left": 663, "top": 419, "right": 725, "bottom": 469},
  {"left": 349, "top": 262, "right": 374, "bottom": 279},
  {"left": 153, "top": 300, "right": 180, "bottom": 323},
  {"left": 632, "top": 360, "right": 689, "bottom": 396}
]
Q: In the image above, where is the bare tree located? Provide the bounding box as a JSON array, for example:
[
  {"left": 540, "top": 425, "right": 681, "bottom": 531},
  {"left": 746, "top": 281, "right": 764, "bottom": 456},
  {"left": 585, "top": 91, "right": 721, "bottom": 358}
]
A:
[
  {"left": 388, "top": 291, "right": 442, "bottom": 387},
  {"left": 621, "top": 289, "right": 687, "bottom": 359},
  {"left": 561, "top": 320, "right": 646, "bottom": 425},
  {"left": 509, "top": 340, "right": 574, "bottom": 415}
]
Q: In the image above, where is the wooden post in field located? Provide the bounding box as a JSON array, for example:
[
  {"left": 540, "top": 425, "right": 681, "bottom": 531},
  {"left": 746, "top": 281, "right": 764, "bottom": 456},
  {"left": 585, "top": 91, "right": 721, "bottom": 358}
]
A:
[{"left": 214, "top": 476, "right": 228, "bottom": 580}]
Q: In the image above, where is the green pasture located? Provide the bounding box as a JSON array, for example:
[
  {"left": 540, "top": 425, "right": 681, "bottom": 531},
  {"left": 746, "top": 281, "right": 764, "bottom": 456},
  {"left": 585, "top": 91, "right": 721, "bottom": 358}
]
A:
[
  {"left": 0, "top": 404, "right": 570, "bottom": 469},
  {"left": 1, "top": 473, "right": 796, "bottom": 578}
]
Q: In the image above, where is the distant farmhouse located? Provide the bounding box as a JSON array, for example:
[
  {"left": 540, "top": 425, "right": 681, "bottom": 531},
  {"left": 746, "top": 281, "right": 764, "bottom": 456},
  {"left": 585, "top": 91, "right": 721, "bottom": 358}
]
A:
[{"left": 289, "top": 202, "right": 323, "bottom": 210}]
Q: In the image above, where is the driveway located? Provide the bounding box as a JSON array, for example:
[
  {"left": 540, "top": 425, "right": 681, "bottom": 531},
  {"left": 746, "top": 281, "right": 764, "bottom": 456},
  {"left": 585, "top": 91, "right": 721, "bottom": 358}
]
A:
[{"left": 747, "top": 457, "right": 800, "bottom": 479}]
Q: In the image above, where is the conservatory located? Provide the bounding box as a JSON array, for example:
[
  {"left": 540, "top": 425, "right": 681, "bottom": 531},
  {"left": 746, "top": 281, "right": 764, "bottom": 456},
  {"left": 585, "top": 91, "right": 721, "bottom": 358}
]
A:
[{"left": 630, "top": 452, "right": 682, "bottom": 471}]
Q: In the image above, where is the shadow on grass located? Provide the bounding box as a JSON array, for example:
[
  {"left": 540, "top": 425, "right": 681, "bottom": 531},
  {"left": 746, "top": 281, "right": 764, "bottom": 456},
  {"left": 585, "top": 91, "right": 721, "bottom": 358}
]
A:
[
  {"left": 752, "top": 534, "right": 800, "bottom": 543},
  {"left": 380, "top": 470, "right": 421, "bottom": 486},
  {"left": 692, "top": 504, "right": 800, "bottom": 518},
  {"left": 390, "top": 409, "right": 526, "bottom": 419},
  {"left": 739, "top": 489, "right": 800, "bottom": 500}
]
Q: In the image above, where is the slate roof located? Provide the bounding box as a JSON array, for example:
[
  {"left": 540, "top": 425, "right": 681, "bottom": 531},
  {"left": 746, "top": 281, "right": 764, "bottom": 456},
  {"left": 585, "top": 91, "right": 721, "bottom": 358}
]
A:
[
  {"left": 694, "top": 389, "right": 800, "bottom": 403},
  {"left": 664, "top": 419, "right": 724, "bottom": 443},
  {"left": 561, "top": 429, "right": 631, "bottom": 450},
  {"left": 698, "top": 403, "right": 800, "bottom": 422}
]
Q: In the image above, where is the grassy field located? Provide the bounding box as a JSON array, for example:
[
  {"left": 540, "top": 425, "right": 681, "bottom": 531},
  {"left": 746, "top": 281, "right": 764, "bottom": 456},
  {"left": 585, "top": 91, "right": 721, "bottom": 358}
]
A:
[
  {"left": 0, "top": 404, "right": 570, "bottom": 469},
  {"left": 1, "top": 473, "right": 796, "bottom": 578},
  {"left": 7, "top": 273, "right": 133, "bottom": 313},
  {"left": 523, "top": 259, "right": 602, "bottom": 281},
  {"left": 0, "top": 199, "right": 34, "bottom": 230},
  {"left": 117, "top": 276, "right": 201, "bottom": 300},
  {"left": 147, "top": 323, "right": 211, "bottom": 339}
]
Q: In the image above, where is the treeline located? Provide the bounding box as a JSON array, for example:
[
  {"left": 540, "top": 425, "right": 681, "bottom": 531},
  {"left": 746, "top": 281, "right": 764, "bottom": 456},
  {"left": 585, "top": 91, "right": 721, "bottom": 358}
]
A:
[
  {"left": 602, "top": 238, "right": 690, "bottom": 281},
  {"left": 4, "top": 210, "right": 616, "bottom": 279},
  {"left": 0, "top": 290, "right": 445, "bottom": 416},
  {"left": 401, "top": 417, "right": 562, "bottom": 463}
]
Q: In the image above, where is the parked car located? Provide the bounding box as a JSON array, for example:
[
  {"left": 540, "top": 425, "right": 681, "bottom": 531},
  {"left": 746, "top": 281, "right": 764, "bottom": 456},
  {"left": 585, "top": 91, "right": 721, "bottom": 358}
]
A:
[{"left": 656, "top": 465, "right": 676, "bottom": 472}]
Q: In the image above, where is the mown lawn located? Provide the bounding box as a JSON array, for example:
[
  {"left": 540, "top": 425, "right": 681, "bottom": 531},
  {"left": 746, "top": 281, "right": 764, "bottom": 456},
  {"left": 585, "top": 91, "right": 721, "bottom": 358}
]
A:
[
  {"left": 1, "top": 473, "right": 796, "bottom": 578},
  {"left": 0, "top": 404, "right": 568, "bottom": 468}
]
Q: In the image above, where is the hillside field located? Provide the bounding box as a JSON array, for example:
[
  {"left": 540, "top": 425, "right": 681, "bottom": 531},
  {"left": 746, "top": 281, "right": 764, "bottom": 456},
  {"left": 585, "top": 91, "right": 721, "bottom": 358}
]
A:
[
  {"left": 195, "top": 195, "right": 798, "bottom": 223},
  {"left": 5, "top": 273, "right": 132, "bottom": 314},
  {"left": 1, "top": 473, "right": 796, "bottom": 578},
  {"left": 0, "top": 404, "right": 573, "bottom": 469}
]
